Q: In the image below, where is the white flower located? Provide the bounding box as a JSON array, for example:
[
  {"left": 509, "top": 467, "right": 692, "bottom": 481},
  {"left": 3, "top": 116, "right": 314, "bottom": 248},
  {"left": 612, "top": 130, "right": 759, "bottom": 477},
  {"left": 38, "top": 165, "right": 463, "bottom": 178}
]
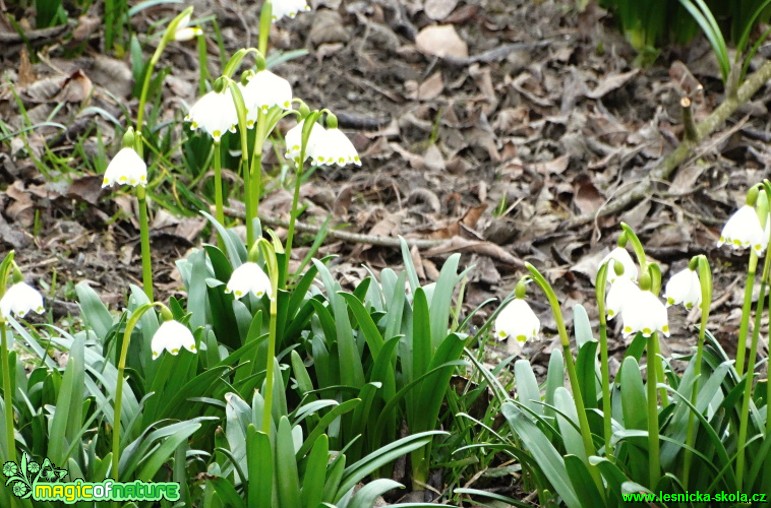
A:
[
  {"left": 173, "top": 13, "right": 202, "bottom": 41},
  {"left": 285, "top": 120, "right": 322, "bottom": 164},
  {"left": 606, "top": 277, "right": 640, "bottom": 320},
  {"left": 185, "top": 90, "right": 238, "bottom": 142},
  {"left": 600, "top": 247, "right": 638, "bottom": 283},
  {"left": 621, "top": 290, "right": 670, "bottom": 338},
  {"left": 239, "top": 70, "right": 293, "bottom": 127},
  {"left": 0, "top": 282, "right": 44, "bottom": 319},
  {"left": 102, "top": 147, "right": 147, "bottom": 188},
  {"left": 151, "top": 320, "right": 197, "bottom": 359},
  {"left": 225, "top": 262, "right": 272, "bottom": 299},
  {"left": 717, "top": 205, "right": 767, "bottom": 255},
  {"left": 272, "top": 0, "right": 310, "bottom": 21},
  {"left": 494, "top": 298, "right": 540, "bottom": 343},
  {"left": 310, "top": 127, "right": 361, "bottom": 167},
  {"left": 665, "top": 268, "right": 701, "bottom": 310}
]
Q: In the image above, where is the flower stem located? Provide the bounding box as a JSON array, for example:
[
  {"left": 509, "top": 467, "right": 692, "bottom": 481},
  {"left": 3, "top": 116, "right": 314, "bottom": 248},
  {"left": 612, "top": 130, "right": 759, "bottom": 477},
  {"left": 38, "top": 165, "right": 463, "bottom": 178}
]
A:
[
  {"left": 136, "top": 187, "right": 154, "bottom": 302},
  {"left": 249, "top": 111, "right": 268, "bottom": 245},
  {"left": 284, "top": 162, "right": 303, "bottom": 281},
  {"left": 213, "top": 142, "right": 225, "bottom": 250},
  {"left": 1, "top": 321, "right": 16, "bottom": 464},
  {"left": 735, "top": 252, "right": 758, "bottom": 377},
  {"left": 258, "top": 240, "right": 279, "bottom": 435},
  {"left": 735, "top": 277, "right": 767, "bottom": 489},
  {"left": 647, "top": 332, "right": 660, "bottom": 488},
  {"left": 526, "top": 263, "right": 603, "bottom": 495},
  {"left": 595, "top": 263, "right": 613, "bottom": 458},
  {"left": 112, "top": 303, "right": 157, "bottom": 481}
]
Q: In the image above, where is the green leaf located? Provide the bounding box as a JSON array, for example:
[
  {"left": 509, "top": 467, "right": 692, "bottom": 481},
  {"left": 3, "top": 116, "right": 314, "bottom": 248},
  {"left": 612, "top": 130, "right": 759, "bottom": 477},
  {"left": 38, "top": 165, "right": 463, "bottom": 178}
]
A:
[
  {"left": 514, "top": 359, "right": 542, "bottom": 416},
  {"left": 276, "top": 417, "right": 302, "bottom": 507},
  {"left": 620, "top": 357, "right": 647, "bottom": 430},
  {"left": 75, "top": 282, "right": 114, "bottom": 340},
  {"left": 565, "top": 455, "right": 604, "bottom": 508},
  {"left": 503, "top": 402, "right": 581, "bottom": 508},
  {"left": 346, "top": 479, "right": 403, "bottom": 508},
  {"left": 301, "top": 434, "right": 329, "bottom": 508}
]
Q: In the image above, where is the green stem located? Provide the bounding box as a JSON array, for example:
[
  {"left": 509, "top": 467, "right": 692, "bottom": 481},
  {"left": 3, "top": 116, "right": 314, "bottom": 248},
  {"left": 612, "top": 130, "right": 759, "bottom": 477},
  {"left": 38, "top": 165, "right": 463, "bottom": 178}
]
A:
[
  {"left": 112, "top": 303, "right": 157, "bottom": 480},
  {"left": 284, "top": 161, "right": 303, "bottom": 281},
  {"left": 259, "top": 240, "right": 279, "bottom": 435},
  {"left": 526, "top": 264, "right": 603, "bottom": 495},
  {"left": 735, "top": 252, "right": 758, "bottom": 377},
  {"left": 243, "top": 158, "right": 253, "bottom": 248},
  {"left": 249, "top": 111, "right": 268, "bottom": 245},
  {"left": 652, "top": 332, "right": 668, "bottom": 406},
  {"left": 213, "top": 142, "right": 225, "bottom": 250},
  {"left": 647, "top": 332, "right": 660, "bottom": 488},
  {"left": 258, "top": 1, "right": 272, "bottom": 57},
  {"left": 596, "top": 264, "right": 613, "bottom": 458},
  {"left": 137, "top": 187, "right": 153, "bottom": 301},
  {"left": 196, "top": 32, "right": 208, "bottom": 96},
  {"left": 735, "top": 278, "right": 767, "bottom": 489},
  {"left": 1, "top": 321, "right": 15, "bottom": 463}
]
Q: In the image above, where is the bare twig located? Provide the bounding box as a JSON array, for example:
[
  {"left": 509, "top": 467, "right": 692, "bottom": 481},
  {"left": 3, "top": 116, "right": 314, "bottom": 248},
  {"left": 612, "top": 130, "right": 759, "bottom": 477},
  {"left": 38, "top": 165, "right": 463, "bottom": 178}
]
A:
[{"left": 564, "top": 60, "right": 771, "bottom": 229}]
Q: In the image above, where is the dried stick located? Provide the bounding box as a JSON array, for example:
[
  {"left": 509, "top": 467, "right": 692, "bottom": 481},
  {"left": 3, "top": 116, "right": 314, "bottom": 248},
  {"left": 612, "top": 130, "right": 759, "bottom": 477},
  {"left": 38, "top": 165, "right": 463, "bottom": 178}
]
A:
[{"left": 564, "top": 60, "right": 771, "bottom": 229}]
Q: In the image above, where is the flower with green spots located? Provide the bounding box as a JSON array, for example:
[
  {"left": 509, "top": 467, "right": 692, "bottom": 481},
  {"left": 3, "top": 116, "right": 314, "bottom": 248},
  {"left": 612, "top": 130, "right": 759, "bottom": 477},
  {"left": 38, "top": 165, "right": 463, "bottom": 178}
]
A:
[
  {"left": 185, "top": 90, "right": 238, "bottom": 142},
  {"left": 665, "top": 267, "right": 701, "bottom": 310},
  {"left": 494, "top": 298, "right": 540, "bottom": 343},
  {"left": 3, "top": 461, "right": 18, "bottom": 477},
  {"left": 621, "top": 290, "right": 670, "bottom": 338},
  {"left": 151, "top": 320, "right": 198, "bottom": 360},
  {"left": 717, "top": 204, "right": 767, "bottom": 255},
  {"left": 225, "top": 262, "right": 272, "bottom": 300},
  {"left": 102, "top": 147, "right": 147, "bottom": 188}
]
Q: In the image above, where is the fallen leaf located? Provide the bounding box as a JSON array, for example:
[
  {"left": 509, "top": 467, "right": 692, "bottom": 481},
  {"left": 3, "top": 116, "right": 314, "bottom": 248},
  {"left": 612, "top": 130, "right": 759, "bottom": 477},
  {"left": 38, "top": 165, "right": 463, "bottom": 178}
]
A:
[
  {"left": 572, "top": 173, "right": 604, "bottom": 215},
  {"left": 585, "top": 69, "right": 639, "bottom": 99},
  {"left": 415, "top": 25, "right": 468, "bottom": 59},
  {"left": 424, "top": 0, "right": 458, "bottom": 20}
]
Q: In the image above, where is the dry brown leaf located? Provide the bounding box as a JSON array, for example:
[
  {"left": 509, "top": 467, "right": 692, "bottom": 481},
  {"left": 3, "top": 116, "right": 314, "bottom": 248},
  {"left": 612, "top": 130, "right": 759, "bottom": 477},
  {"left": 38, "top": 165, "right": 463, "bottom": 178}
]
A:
[
  {"left": 310, "top": 9, "right": 350, "bottom": 46},
  {"left": 532, "top": 154, "right": 570, "bottom": 175},
  {"left": 670, "top": 163, "right": 707, "bottom": 196},
  {"left": 66, "top": 176, "right": 103, "bottom": 205},
  {"left": 73, "top": 15, "right": 101, "bottom": 41},
  {"left": 415, "top": 25, "right": 468, "bottom": 59},
  {"left": 424, "top": 0, "right": 458, "bottom": 20},
  {"left": 418, "top": 71, "right": 444, "bottom": 100},
  {"left": 572, "top": 174, "right": 604, "bottom": 215},
  {"left": 585, "top": 69, "right": 639, "bottom": 99},
  {"left": 56, "top": 70, "right": 93, "bottom": 103},
  {"left": 18, "top": 47, "right": 35, "bottom": 87},
  {"left": 422, "top": 236, "right": 524, "bottom": 267}
]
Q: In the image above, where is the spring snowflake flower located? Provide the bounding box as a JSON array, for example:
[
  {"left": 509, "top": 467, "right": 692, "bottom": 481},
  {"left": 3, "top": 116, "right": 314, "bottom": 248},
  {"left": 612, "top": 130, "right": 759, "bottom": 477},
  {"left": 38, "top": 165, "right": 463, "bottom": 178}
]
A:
[
  {"left": 665, "top": 268, "right": 701, "bottom": 310},
  {"left": 0, "top": 282, "right": 44, "bottom": 319},
  {"left": 185, "top": 90, "right": 238, "bottom": 142},
  {"left": 494, "top": 298, "right": 540, "bottom": 343},
  {"left": 717, "top": 205, "right": 767, "bottom": 255},
  {"left": 151, "top": 320, "right": 197, "bottom": 360},
  {"left": 310, "top": 127, "right": 362, "bottom": 167},
  {"left": 173, "top": 13, "right": 202, "bottom": 41},
  {"left": 225, "top": 262, "right": 272, "bottom": 299},
  {"left": 621, "top": 290, "right": 670, "bottom": 338},
  {"left": 272, "top": 0, "right": 310, "bottom": 21},
  {"left": 285, "top": 120, "right": 321, "bottom": 164},
  {"left": 600, "top": 247, "right": 637, "bottom": 283},
  {"left": 102, "top": 147, "right": 147, "bottom": 188},
  {"left": 240, "top": 70, "right": 293, "bottom": 127},
  {"left": 606, "top": 277, "right": 640, "bottom": 320}
]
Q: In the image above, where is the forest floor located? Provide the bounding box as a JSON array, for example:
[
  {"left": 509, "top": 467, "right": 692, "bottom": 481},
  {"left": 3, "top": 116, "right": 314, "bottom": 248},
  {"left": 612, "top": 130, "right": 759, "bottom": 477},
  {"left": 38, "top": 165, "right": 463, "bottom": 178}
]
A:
[{"left": 0, "top": 0, "right": 770, "bottom": 402}]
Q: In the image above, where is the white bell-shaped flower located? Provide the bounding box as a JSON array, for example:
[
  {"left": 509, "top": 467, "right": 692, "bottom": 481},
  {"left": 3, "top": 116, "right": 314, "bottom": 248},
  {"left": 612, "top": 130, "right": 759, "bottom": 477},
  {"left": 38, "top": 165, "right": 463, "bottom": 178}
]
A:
[
  {"left": 285, "top": 120, "right": 324, "bottom": 164},
  {"left": 600, "top": 247, "right": 638, "bottom": 283},
  {"left": 310, "top": 127, "right": 361, "bottom": 167},
  {"left": 102, "top": 147, "right": 147, "bottom": 188},
  {"left": 185, "top": 90, "right": 238, "bottom": 142},
  {"left": 272, "top": 0, "right": 310, "bottom": 21},
  {"left": 173, "top": 13, "right": 202, "bottom": 41},
  {"left": 151, "top": 320, "right": 197, "bottom": 359},
  {"left": 665, "top": 268, "right": 701, "bottom": 310},
  {"left": 606, "top": 277, "right": 640, "bottom": 320},
  {"left": 494, "top": 298, "right": 540, "bottom": 343},
  {"left": 0, "top": 282, "right": 44, "bottom": 319},
  {"left": 225, "top": 262, "right": 272, "bottom": 299},
  {"left": 621, "top": 290, "right": 670, "bottom": 338},
  {"left": 717, "top": 205, "right": 767, "bottom": 255},
  {"left": 239, "top": 70, "right": 293, "bottom": 127}
]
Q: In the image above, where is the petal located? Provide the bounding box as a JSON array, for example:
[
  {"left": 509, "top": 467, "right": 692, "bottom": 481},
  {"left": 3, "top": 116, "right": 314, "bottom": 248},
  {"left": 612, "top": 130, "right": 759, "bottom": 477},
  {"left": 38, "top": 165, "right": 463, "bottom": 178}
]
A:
[
  {"left": 103, "top": 148, "right": 146, "bottom": 188},
  {"left": 151, "top": 320, "right": 197, "bottom": 359},
  {"left": 601, "top": 247, "right": 638, "bottom": 283}
]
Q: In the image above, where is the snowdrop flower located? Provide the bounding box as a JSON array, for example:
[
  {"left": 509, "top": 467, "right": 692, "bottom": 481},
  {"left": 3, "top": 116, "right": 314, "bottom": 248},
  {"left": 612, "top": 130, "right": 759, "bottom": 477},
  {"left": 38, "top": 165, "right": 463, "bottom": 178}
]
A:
[
  {"left": 173, "top": 13, "right": 202, "bottom": 41},
  {"left": 185, "top": 90, "right": 238, "bottom": 142},
  {"left": 600, "top": 247, "right": 637, "bottom": 283},
  {"left": 606, "top": 277, "right": 640, "bottom": 320},
  {"left": 0, "top": 282, "right": 44, "bottom": 319},
  {"left": 225, "top": 262, "right": 272, "bottom": 299},
  {"left": 665, "top": 268, "right": 701, "bottom": 310},
  {"left": 494, "top": 298, "right": 540, "bottom": 343},
  {"left": 151, "top": 320, "right": 197, "bottom": 359},
  {"left": 102, "top": 147, "right": 147, "bottom": 188},
  {"left": 272, "top": 0, "right": 310, "bottom": 21},
  {"left": 239, "top": 70, "right": 293, "bottom": 127},
  {"left": 621, "top": 291, "right": 670, "bottom": 338},
  {"left": 310, "top": 127, "right": 361, "bottom": 167},
  {"left": 717, "top": 205, "right": 767, "bottom": 255}
]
